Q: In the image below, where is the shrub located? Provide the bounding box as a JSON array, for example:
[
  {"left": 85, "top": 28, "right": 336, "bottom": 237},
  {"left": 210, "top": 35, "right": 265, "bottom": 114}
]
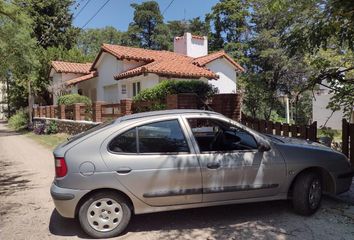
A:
[
  {"left": 133, "top": 80, "right": 218, "bottom": 102},
  {"left": 8, "top": 109, "right": 29, "bottom": 131},
  {"left": 45, "top": 121, "right": 58, "bottom": 134},
  {"left": 57, "top": 94, "right": 92, "bottom": 106}
]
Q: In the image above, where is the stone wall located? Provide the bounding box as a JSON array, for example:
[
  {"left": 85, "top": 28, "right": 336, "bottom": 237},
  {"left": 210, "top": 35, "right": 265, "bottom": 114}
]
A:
[{"left": 33, "top": 118, "right": 99, "bottom": 135}]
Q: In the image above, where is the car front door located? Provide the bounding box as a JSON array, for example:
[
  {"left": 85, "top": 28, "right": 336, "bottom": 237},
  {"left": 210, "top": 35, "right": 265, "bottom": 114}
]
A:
[
  {"left": 183, "top": 116, "right": 285, "bottom": 202},
  {"left": 101, "top": 116, "right": 202, "bottom": 207}
]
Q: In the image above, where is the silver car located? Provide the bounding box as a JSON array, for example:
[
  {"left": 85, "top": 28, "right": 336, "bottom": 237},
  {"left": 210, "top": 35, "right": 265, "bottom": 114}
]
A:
[{"left": 50, "top": 110, "right": 353, "bottom": 238}]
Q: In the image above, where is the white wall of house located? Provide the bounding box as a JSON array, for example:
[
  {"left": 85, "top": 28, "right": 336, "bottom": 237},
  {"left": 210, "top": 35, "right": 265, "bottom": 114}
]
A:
[
  {"left": 312, "top": 92, "right": 345, "bottom": 130},
  {"left": 118, "top": 73, "right": 159, "bottom": 100},
  {"left": 51, "top": 71, "right": 83, "bottom": 104},
  {"left": 206, "top": 58, "right": 237, "bottom": 93},
  {"left": 174, "top": 32, "right": 208, "bottom": 58}
]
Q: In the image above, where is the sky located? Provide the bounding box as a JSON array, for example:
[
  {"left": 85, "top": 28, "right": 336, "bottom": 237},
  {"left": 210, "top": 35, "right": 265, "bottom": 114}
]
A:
[{"left": 71, "top": 0, "right": 219, "bottom": 31}]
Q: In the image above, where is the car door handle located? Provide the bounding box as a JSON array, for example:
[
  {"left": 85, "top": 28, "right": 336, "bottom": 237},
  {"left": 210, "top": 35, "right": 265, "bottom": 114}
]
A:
[
  {"left": 116, "top": 167, "right": 132, "bottom": 174},
  {"left": 207, "top": 162, "right": 221, "bottom": 169}
]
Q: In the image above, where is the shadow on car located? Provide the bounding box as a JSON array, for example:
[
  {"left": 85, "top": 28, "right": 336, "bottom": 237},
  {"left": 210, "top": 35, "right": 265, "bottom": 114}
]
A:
[{"left": 49, "top": 200, "right": 296, "bottom": 239}]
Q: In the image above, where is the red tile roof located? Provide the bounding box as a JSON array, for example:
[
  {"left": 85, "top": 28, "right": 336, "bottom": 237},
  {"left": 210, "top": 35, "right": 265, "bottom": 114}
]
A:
[
  {"left": 193, "top": 50, "right": 245, "bottom": 72},
  {"left": 66, "top": 71, "right": 98, "bottom": 86},
  {"left": 51, "top": 61, "right": 92, "bottom": 74}
]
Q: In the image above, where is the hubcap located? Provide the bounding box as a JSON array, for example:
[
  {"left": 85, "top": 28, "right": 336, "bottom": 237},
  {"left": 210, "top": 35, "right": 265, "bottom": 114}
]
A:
[
  {"left": 87, "top": 198, "right": 123, "bottom": 232},
  {"left": 309, "top": 179, "right": 321, "bottom": 209}
]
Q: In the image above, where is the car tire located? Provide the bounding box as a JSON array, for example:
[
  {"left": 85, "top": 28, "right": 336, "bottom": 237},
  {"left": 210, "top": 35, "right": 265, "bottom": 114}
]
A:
[
  {"left": 78, "top": 191, "right": 132, "bottom": 239},
  {"left": 292, "top": 171, "right": 322, "bottom": 216}
]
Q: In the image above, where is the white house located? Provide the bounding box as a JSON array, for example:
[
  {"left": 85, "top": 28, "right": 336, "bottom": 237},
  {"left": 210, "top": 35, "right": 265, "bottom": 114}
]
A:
[
  {"left": 49, "top": 33, "right": 244, "bottom": 104},
  {"left": 312, "top": 83, "right": 345, "bottom": 130}
]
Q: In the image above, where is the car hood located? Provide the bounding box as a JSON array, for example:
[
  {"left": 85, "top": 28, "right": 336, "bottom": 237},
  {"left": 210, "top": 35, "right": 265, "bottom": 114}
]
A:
[{"left": 266, "top": 134, "right": 334, "bottom": 151}]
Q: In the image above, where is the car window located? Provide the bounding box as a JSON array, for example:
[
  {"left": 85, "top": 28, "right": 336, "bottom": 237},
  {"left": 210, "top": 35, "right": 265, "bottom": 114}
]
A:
[
  {"left": 109, "top": 119, "right": 189, "bottom": 154},
  {"left": 108, "top": 127, "right": 137, "bottom": 153},
  {"left": 138, "top": 120, "right": 189, "bottom": 153},
  {"left": 187, "top": 118, "right": 258, "bottom": 152}
]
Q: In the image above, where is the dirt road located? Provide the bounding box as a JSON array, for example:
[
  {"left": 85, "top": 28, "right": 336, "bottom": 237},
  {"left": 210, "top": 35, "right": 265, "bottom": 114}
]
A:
[{"left": 0, "top": 121, "right": 353, "bottom": 240}]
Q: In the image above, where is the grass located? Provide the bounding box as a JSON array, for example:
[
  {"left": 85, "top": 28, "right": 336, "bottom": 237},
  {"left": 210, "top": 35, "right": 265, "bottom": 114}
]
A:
[{"left": 25, "top": 132, "right": 69, "bottom": 150}]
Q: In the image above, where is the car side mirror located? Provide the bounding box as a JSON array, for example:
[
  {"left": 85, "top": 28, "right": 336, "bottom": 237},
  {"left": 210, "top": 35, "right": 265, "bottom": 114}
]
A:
[{"left": 257, "top": 140, "right": 271, "bottom": 152}]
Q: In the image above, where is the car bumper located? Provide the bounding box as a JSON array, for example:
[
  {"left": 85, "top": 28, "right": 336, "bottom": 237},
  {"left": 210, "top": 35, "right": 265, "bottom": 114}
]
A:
[
  {"left": 50, "top": 183, "right": 90, "bottom": 218},
  {"left": 335, "top": 170, "right": 354, "bottom": 194}
]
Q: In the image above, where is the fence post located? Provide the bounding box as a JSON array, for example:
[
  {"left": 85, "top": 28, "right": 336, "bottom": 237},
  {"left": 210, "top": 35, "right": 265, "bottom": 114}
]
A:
[
  {"left": 166, "top": 94, "right": 178, "bottom": 109},
  {"left": 92, "top": 101, "right": 103, "bottom": 122},
  {"left": 33, "top": 107, "right": 39, "bottom": 118},
  {"left": 342, "top": 119, "right": 349, "bottom": 157},
  {"left": 49, "top": 105, "right": 55, "bottom": 118},
  {"left": 308, "top": 121, "right": 317, "bottom": 142},
  {"left": 73, "top": 103, "right": 84, "bottom": 121},
  {"left": 120, "top": 99, "right": 133, "bottom": 115},
  {"left": 59, "top": 105, "right": 66, "bottom": 119},
  {"left": 350, "top": 123, "right": 354, "bottom": 168}
]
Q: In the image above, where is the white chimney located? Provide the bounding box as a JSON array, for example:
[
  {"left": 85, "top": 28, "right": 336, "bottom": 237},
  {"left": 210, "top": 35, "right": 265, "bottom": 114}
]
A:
[{"left": 174, "top": 32, "right": 208, "bottom": 58}]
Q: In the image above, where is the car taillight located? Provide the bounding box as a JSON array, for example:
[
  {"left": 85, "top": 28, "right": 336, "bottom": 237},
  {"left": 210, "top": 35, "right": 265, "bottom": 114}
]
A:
[{"left": 55, "top": 157, "right": 67, "bottom": 178}]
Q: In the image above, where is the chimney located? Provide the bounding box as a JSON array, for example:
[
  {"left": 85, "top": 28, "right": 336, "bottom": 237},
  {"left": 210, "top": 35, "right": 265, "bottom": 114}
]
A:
[{"left": 174, "top": 32, "right": 208, "bottom": 58}]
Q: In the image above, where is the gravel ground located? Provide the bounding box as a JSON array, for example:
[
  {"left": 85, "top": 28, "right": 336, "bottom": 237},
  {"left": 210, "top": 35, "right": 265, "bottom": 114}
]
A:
[{"left": 0, "top": 121, "right": 353, "bottom": 240}]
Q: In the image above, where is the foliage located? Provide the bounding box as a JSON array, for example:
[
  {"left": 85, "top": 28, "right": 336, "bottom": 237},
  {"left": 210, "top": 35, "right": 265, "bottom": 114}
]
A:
[
  {"left": 45, "top": 121, "right": 58, "bottom": 134},
  {"left": 26, "top": 131, "right": 69, "bottom": 149},
  {"left": 57, "top": 94, "right": 92, "bottom": 106},
  {"left": 133, "top": 80, "right": 218, "bottom": 102},
  {"left": 77, "top": 27, "right": 123, "bottom": 57},
  {"left": 123, "top": 1, "right": 171, "bottom": 50},
  {"left": 8, "top": 109, "right": 29, "bottom": 131},
  {"left": 0, "top": 1, "right": 39, "bottom": 113},
  {"left": 16, "top": 0, "right": 79, "bottom": 49},
  {"left": 278, "top": 0, "right": 354, "bottom": 119}
]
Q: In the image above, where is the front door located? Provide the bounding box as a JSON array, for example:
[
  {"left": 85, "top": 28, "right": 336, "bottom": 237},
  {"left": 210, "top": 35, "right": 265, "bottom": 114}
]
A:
[
  {"left": 184, "top": 117, "right": 285, "bottom": 202},
  {"left": 101, "top": 117, "right": 202, "bottom": 206}
]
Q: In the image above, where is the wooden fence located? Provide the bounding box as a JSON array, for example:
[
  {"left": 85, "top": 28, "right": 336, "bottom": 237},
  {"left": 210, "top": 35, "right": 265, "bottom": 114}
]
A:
[
  {"left": 241, "top": 115, "right": 317, "bottom": 141},
  {"left": 342, "top": 119, "right": 354, "bottom": 167}
]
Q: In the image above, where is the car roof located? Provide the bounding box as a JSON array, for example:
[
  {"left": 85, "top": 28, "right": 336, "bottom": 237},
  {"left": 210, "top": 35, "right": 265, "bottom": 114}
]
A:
[{"left": 117, "top": 109, "right": 222, "bottom": 122}]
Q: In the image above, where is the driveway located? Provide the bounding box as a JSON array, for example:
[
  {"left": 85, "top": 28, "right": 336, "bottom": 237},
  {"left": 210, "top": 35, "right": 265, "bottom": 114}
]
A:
[{"left": 0, "top": 121, "right": 353, "bottom": 240}]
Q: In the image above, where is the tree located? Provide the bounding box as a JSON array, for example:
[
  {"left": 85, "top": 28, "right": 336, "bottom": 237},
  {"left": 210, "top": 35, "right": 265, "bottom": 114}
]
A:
[
  {"left": 125, "top": 1, "right": 171, "bottom": 50},
  {"left": 280, "top": 0, "right": 354, "bottom": 119},
  {"left": 15, "top": 0, "right": 79, "bottom": 49},
  {"left": 206, "top": 0, "right": 250, "bottom": 62},
  {"left": 77, "top": 27, "right": 123, "bottom": 57},
  {"left": 242, "top": 0, "right": 311, "bottom": 121},
  {"left": 0, "top": 1, "right": 40, "bottom": 118}
]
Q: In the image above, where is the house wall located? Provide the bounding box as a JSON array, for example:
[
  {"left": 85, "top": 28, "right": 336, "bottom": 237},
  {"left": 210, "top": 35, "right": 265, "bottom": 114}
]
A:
[
  {"left": 206, "top": 58, "right": 237, "bottom": 93},
  {"left": 118, "top": 74, "right": 160, "bottom": 100},
  {"left": 174, "top": 32, "right": 208, "bottom": 57},
  {"left": 312, "top": 93, "right": 345, "bottom": 130},
  {"left": 51, "top": 72, "right": 82, "bottom": 104}
]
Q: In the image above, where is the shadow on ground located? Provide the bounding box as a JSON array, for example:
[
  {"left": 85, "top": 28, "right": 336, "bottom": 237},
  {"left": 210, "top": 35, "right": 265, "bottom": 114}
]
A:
[{"left": 49, "top": 200, "right": 299, "bottom": 239}]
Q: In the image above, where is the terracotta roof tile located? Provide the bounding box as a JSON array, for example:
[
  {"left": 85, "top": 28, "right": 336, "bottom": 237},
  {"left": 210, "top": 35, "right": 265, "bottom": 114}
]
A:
[
  {"left": 51, "top": 61, "right": 92, "bottom": 74},
  {"left": 95, "top": 44, "right": 243, "bottom": 80},
  {"left": 193, "top": 50, "right": 245, "bottom": 72},
  {"left": 66, "top": 71, "right": 98, "bottom": 86}
]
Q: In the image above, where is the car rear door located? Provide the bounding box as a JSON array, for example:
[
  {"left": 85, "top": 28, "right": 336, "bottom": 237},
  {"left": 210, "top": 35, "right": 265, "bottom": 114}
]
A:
[
  {"left": 183, "top": 116, "right": 285, "bottom": 202},
  {"left": 100, "top": 116, "right": 202, "bottom": 207}
]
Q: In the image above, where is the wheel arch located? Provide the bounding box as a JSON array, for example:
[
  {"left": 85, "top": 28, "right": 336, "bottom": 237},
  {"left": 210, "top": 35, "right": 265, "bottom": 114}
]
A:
[
  {"left": 288, "top": 167, "right": 336, "bottom": 197},
  {"left": 75, "top": 188, "right": 135, "bottom": 217}
]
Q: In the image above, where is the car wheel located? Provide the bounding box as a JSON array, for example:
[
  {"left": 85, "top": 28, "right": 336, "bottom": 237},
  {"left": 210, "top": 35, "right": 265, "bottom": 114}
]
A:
[
  {"left": 292, "top": 171, "right": 322, "bottom": 215},
  {"left": 78, "top": 191, "right": 131, "bottom": 238}
]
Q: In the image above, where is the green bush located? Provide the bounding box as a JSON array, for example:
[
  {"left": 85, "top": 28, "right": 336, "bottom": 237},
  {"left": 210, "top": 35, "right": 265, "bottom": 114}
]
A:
[
  {"left": 57, "top": 94, "right": 92, "bottom": 106},
  {"left": 45, "top": 121, "right": 58, "bottom": 134},
  {"left": 8, "top": 109, "right": 29, "bottom": 131},
  {"left": 133, "top": 80, "right": 218, "bottom": 102}
]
